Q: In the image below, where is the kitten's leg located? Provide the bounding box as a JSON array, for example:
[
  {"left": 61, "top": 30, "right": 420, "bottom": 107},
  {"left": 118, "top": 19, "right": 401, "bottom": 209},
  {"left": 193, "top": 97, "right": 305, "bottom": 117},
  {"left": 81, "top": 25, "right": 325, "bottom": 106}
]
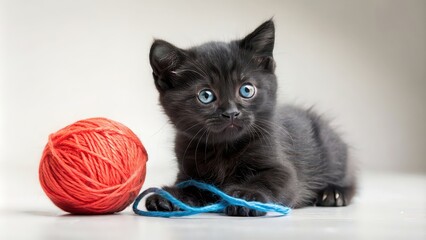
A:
[
  {"left": 316, "top": 152, "right": 357, "bottom": 207},
  {"left": 315, "top": 184, "right": 356, "bottom": 207},
  {"left": 145, "top": 186, "right": 215, "bottom": 211}
]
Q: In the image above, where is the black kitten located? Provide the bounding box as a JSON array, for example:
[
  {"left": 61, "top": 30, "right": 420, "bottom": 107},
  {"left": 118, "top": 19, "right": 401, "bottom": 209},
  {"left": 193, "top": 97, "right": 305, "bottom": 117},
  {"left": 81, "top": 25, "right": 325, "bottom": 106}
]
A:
[{"left": 145, "top": 20, "right": 356, "bottom": 216}]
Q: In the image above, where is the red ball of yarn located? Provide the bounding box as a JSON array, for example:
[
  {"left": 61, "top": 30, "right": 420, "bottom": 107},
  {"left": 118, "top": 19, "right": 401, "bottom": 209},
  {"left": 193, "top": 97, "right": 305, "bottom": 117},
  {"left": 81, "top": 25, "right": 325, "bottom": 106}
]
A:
[{"left": 39, "top": 117, "right": 147, "bottom": 214}]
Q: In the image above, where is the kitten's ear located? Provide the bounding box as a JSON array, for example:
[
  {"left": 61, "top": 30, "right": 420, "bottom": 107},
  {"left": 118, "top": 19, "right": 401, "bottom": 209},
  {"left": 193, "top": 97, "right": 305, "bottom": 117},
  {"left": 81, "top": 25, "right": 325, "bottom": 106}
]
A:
[
  {"left": 239, "top": 20, "right": 275, "bottom": 56},
  {"left": 149, "top": 40, "right": 185, "bottom": 91}
]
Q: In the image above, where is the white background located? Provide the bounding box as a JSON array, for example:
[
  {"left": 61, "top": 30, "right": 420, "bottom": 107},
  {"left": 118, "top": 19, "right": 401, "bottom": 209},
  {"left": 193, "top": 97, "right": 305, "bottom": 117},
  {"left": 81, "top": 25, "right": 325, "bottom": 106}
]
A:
[
  {"left": 1, "top": 0, "right": 425, "bottom": 186},
  {"left": 0, "top": 1, "right": 425, "bottom": 240}
]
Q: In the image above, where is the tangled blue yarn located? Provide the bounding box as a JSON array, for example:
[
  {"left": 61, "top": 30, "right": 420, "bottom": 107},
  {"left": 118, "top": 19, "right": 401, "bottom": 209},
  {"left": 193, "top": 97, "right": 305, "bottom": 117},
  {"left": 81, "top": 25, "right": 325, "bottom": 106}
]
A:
[{"left": 132, "top": 180, "right": 292, "bottom": 217}]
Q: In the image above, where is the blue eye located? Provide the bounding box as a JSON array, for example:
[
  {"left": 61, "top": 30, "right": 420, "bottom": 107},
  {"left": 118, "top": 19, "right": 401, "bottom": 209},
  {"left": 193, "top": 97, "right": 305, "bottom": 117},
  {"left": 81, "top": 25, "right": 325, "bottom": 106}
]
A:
[
  {"left": 239, "top": 83, "right": 256, "bottom": 98},
  {"left": 198, "top": 89, "right": 216, "bottom": 104}
]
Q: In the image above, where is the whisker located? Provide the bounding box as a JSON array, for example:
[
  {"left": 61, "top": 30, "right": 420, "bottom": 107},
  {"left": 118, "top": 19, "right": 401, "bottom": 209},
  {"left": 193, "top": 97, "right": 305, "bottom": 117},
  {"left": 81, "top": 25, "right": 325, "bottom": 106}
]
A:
[
  {"left": 204, "top": 130, "right": 211, "bottom": 164},
  {"left": 194, "top": 129, "right": 208, "bottom": 177},
  {"left": 177, "top": 121, "right": 203, "bottom": 134},
  {"left": 248, "top": 125, "right": 266, "bottom": 147},
  {"left": 181, "top": 127, "right": 205, "bottom": 175},
  {"left": 256, "top": 119, "right": 295, "bottom": 144},
  {"left": 251, "top": 123, "right": 275, "bottom": 149}
]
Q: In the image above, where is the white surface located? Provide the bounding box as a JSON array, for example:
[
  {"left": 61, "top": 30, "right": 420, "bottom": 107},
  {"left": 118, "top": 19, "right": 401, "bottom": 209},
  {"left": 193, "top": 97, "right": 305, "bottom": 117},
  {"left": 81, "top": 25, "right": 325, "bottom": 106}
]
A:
[
  {"left": 0, "top": 169, "right": 425, "bottom": 240},
  {"left": 1, "top": 0, "right": 426, "bottom": 174}
]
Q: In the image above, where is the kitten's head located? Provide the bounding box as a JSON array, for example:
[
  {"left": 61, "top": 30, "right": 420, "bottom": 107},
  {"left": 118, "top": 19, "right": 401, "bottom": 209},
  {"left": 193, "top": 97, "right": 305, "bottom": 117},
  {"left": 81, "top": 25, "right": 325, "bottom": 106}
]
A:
[{"left": 149, "top": 20, "right": 277, "bottom": 142}]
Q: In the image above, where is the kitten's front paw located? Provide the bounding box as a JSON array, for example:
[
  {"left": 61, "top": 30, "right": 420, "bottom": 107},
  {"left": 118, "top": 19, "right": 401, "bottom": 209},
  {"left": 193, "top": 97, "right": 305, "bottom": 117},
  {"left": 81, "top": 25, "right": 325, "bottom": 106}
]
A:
[
  {"left": 145, "top": 188, "right": 201, "bottom": 212},
  {"left": 145, "top": 194, "right": 178, "bottom": 212},
  {"left": 225, "top": 189, "right": 268, "bottom": 217}
]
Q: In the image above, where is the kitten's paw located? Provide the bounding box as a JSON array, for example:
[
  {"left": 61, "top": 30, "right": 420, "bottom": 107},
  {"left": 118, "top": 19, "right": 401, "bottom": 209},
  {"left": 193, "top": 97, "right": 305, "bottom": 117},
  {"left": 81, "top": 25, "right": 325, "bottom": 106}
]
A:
[
  {"left": 316, "top": 186, "right": 347, "bottom": 207},
  {"left": 224, "top": 189, "right": 268, "bottom": 217},
  {"left": 145, "top": 189, "right": 201, "bottom": 212},
  {"left": 145, "top": 194, "right": 178, "bottom": 212}
]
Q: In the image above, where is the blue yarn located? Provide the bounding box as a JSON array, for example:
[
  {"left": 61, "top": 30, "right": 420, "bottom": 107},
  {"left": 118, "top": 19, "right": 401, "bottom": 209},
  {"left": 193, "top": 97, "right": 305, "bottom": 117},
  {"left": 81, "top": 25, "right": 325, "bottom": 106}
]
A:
[{"left": 132, "top": 180, "right": 291, "bottom": 217}]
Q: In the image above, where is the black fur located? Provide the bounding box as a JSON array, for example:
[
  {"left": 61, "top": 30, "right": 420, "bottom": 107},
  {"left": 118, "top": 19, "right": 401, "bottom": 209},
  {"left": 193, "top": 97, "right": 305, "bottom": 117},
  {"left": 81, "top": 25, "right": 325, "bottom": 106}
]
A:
[{"left": 145, "top": 20, "right": 356, "bottom": 216}]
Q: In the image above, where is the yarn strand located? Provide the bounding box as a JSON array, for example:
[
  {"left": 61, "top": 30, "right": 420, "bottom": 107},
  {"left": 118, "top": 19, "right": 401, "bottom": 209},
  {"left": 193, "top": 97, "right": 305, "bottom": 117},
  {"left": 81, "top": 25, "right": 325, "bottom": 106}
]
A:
[{"left": 132, "top": 180, "right": 291, "bottom": 217}]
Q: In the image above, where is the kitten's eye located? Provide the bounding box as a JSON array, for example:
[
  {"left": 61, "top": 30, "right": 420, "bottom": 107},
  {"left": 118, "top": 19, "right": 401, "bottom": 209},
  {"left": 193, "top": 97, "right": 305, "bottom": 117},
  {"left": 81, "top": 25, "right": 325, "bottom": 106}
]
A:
[
  {"left": 198, "top": 89, "right": 216, "bottom": 104},
  {"left": 239, "top": 83, "right": 256, "bottom": 98}
]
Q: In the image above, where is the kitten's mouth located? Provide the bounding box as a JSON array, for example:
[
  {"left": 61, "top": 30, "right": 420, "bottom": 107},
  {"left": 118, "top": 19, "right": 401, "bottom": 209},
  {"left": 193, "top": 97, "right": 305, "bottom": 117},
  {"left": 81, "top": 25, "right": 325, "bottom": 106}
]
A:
[
  {"left": 209, "top": 120, "right": 245, "bottom": 137},
  {"left": 226, "top": 123, "right": 241, "bottom": 129},
  {"left": 207, "top": 120, "right": 250, "bottom": 141},
  {"left": 222, "top": 122, "right": 243, "bottom": 133}
]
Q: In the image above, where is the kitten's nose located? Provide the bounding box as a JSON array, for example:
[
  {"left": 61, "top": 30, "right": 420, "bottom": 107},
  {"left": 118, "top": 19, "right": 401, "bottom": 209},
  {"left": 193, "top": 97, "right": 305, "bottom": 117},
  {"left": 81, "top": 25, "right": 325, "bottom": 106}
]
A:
[{"left": 222, "top": 111, "right": 240, "bottom": 119}]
